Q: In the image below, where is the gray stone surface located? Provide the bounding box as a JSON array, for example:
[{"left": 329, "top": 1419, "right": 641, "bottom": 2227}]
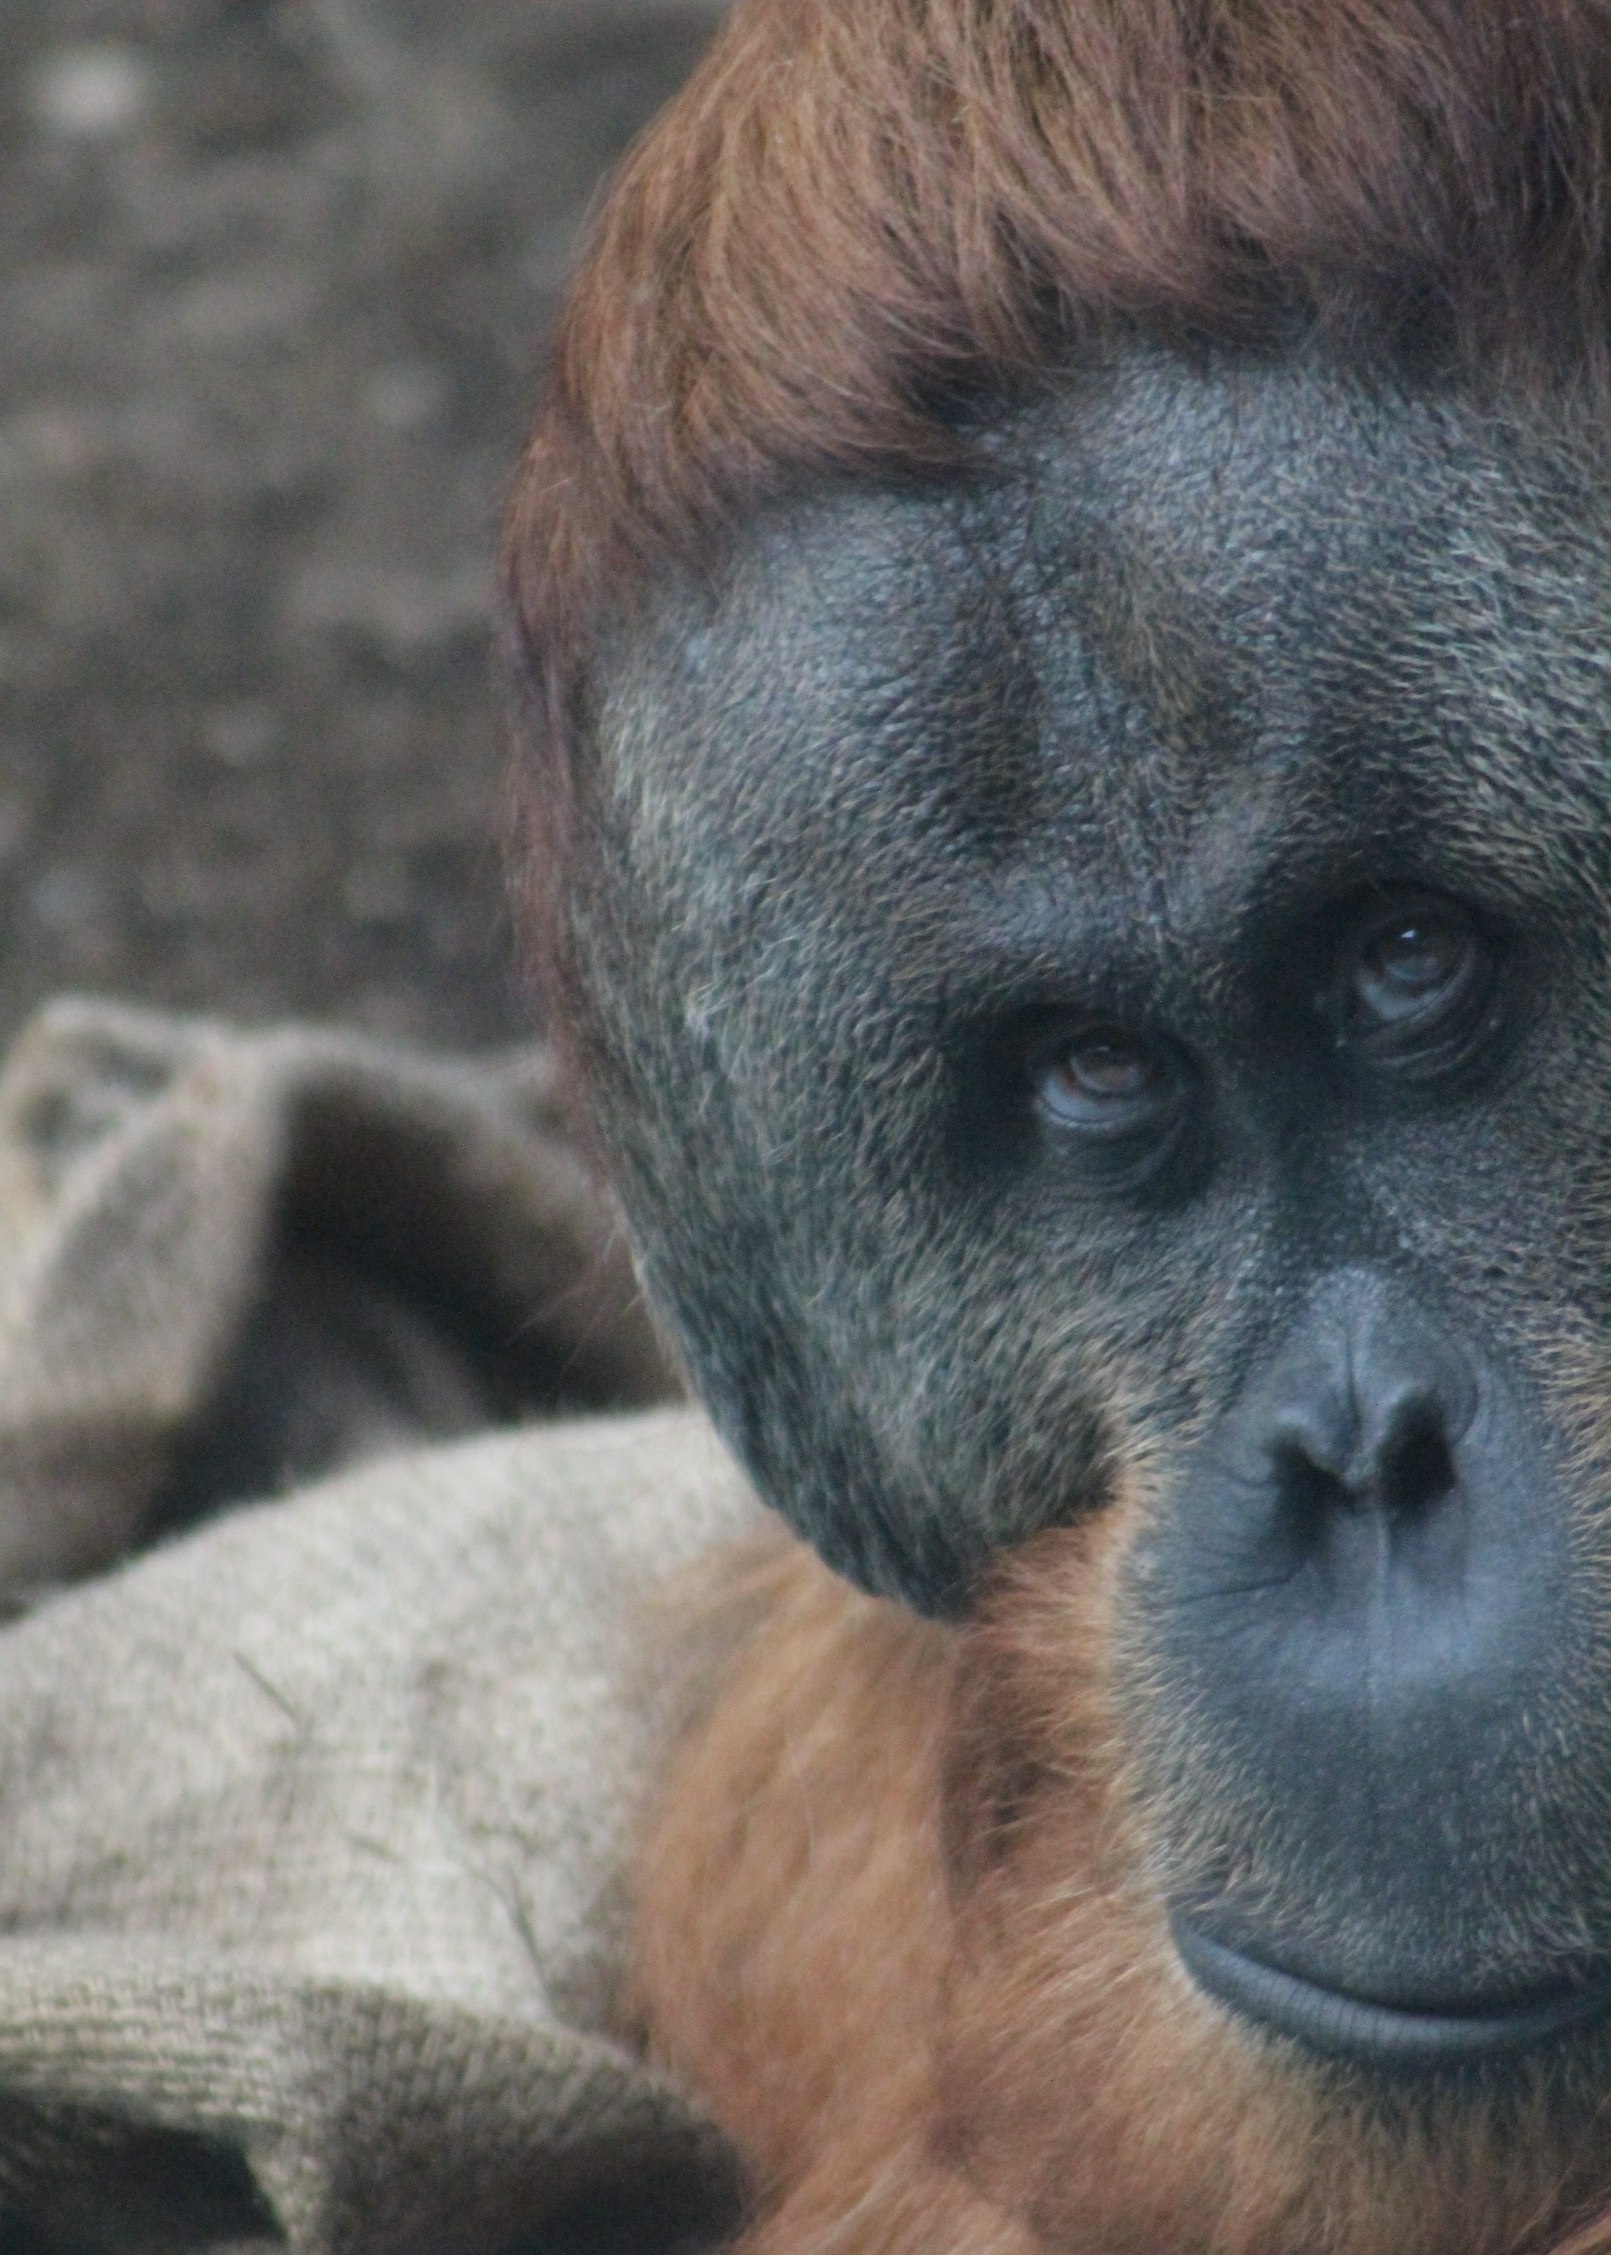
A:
[{"left": 0, "top": 0, "right": 724, "bottom": 1049}]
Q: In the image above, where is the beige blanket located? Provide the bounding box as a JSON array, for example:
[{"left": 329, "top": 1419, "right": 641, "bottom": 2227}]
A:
[{"left": 0, "top": 999, "right": 760, "bottom": 2254}]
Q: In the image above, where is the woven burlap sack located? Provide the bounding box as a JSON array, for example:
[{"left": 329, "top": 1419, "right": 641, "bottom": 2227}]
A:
[{"left": 0, "top": 1001, "right": 757, "bottom": 2253}]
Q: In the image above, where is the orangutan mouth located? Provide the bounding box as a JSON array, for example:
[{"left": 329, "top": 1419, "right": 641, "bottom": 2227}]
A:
[{"left": 1171, "top": 1916, "right": 1611, "bottom": 2069}]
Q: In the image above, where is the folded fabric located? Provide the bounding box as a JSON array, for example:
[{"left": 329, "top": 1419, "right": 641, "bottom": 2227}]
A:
[{"left": 0, "top": 1001, "right": 757, "bottom": 2252}]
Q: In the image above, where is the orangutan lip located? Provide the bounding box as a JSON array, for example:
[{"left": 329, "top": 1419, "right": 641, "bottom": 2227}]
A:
[{"left": 1170, "top": 1917, "right": 1611, "bottom": 2067}]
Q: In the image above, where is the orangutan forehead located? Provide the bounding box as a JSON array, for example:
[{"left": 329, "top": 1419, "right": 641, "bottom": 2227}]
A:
[
  {"left": 1004, "top": 360, "right": 1611, "bottom": 852},
  {"left": 620, "top": 355, "right": 1611, "bottom": 925}
]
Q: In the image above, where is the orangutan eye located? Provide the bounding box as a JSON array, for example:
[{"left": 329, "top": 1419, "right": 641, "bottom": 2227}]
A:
[
  {"left": 1038, "top": 1025, "right": 1172, "bottom": 1131},
  {"left": 1350, "top": 911, "right": 1479, "bottom": 1027},
  {"left": 1332, "top": 899, "right": 1494, "bottom": 1073}
]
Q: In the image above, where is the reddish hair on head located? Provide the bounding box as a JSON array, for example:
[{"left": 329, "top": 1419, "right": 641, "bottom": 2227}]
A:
[{"left": 503, "top": 0, "right": 1611, "bottom": 1011}]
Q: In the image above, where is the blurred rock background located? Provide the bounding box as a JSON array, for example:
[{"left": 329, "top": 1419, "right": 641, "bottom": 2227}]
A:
[{"left": 0, "top": 0, "right": 723, "bottom": 1051}]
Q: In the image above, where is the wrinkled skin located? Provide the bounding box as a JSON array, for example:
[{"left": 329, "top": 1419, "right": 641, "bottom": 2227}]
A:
[{"left": 569, "top": 352, "right": 1611, "bottom": 2082}]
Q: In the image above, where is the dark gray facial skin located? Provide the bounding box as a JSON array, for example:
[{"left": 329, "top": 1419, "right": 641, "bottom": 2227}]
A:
[{"left": 566, "top": 351, "right": 1611, "bottom": 2075}]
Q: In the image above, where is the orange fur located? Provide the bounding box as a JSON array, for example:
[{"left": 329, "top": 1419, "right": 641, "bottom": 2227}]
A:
[
  {"left": 629, "top": 1522, "right": 1611, "bottom": 2254},
  {"left": 625, "top": 1537, "right": 1032, "bottom": 2253}
]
